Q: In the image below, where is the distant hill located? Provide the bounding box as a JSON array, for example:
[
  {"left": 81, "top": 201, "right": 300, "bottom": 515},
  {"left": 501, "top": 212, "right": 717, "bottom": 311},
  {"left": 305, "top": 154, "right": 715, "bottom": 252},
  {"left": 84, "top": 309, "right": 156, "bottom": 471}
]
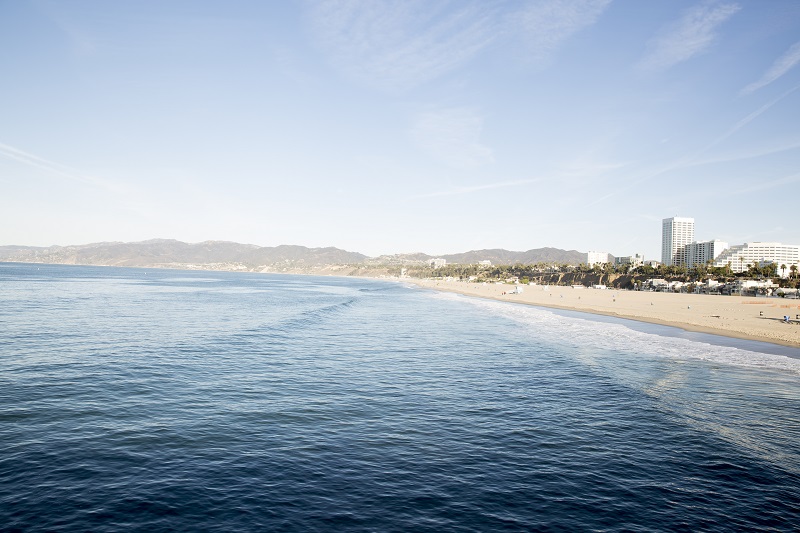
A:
[
  {"left": 441, "top": 247, "right": 586, "bottom": 265},
  {"left": 371, "top": 248, "right": 587, "bottom": 266},
  {"left": 0, "top": 239, "right": 368, "bottom": 270},
  {"left": 370, "top": 252, "right": 435, "bottom": 265},
  {"left": 0, "top": 240, "right": 591, "bottom": 271}
]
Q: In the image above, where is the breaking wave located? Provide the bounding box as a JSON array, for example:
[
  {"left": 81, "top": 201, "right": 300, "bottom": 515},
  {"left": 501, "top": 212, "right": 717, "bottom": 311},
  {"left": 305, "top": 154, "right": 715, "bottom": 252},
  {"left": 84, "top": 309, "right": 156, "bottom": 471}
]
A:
[{"left": 430, "top": 291, "right": 800, "bottom": 374}]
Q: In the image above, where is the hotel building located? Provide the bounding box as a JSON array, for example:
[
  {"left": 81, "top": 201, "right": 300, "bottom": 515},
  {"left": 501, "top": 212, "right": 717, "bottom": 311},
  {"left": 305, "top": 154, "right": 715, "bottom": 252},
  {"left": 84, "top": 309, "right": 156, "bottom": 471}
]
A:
[
  {"left": 586, "top": 251, "right": 610, "bottom": 267},
  {"left": 615, "top": 254, "right": 645, "bottom": 269},
  {"left": 661, "top": 217, "right": 695, "bottom": 266},
  {"left": 686, "top": 240, "right": 728, "bottom": 268},
  {"left": 713, "top": 242, "right": 800, "bottom": 277}
]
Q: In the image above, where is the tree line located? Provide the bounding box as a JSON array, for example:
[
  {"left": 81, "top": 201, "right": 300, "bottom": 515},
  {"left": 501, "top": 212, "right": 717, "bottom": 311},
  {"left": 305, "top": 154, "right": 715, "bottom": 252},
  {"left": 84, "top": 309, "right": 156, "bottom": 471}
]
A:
[{"left": 399, "top": 260, "right": 799, "bottom": 288}]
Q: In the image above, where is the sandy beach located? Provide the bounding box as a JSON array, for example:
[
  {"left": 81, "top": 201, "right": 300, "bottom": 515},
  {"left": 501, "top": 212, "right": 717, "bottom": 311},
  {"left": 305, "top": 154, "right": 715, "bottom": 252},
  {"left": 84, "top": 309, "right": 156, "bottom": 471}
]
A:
[{"left": 408, "top": 279, "right": 800, "bottom": 349}]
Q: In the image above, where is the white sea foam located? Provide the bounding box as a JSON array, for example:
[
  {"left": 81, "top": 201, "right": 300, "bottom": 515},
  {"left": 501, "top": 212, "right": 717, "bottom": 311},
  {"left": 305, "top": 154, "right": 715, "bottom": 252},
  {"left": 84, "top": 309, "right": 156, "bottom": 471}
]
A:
[
  {"left": 431, "top": 291, "right": 800, "bottom": 375},
  {"left": 161, "top": 277, "right": 223, "bottom": 283}
]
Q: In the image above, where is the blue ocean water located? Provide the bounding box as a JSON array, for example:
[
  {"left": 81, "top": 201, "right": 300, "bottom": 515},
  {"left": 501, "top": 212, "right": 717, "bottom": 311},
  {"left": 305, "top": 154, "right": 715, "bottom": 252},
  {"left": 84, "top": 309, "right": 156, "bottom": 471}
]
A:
[{"left": 1, "top": 263, "right": 800, "bottom": 532}]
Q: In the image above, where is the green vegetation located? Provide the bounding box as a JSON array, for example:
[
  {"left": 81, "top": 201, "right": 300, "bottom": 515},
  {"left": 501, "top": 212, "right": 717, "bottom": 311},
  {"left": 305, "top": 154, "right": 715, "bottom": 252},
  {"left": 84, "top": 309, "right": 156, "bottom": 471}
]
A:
[{"left": 402, "top": 261, "right": 799, "bottom": 289}]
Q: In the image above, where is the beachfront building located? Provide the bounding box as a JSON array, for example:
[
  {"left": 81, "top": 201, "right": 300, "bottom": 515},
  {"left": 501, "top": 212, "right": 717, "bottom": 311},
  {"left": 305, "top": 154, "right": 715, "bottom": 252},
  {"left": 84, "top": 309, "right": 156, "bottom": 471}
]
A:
[
  {"left": 722, "top": 279, "right": 779, "bottom": 296},
  {"left": 695, "top": 279, "right": 722, "bottom": 294},
  {"left": 615, "top": 254, "right": 644, "bottom": 269},
  {"left": 478, "top": 260, "right": 492, "bottom": 267},
  {"left": 713, "top": 242, "right": 800, "bottom": 277},
  {"left": 661, "top": 216, "right": 695, "bottom": 266},
  {"left": 428, "top": 258, "right": 447, "bottom": 269},
  {"left": 586, "top": 251, "right": 609, "bottom": 267},
  {"left": 686, "top": 240, "right": 728, "bottom": 268},
  {"left": 643, "top": 278, "right": 670, "bottom": 291}
]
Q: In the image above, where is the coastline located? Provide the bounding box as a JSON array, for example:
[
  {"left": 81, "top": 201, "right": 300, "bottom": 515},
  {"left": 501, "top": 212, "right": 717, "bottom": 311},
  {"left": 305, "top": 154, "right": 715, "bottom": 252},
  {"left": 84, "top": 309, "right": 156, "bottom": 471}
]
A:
[
  {"left": 5, "top": 261, "right": 798, "bottom": 349},
  {"left": 406, "top": 278, "right": 800, "bottom": 350}
]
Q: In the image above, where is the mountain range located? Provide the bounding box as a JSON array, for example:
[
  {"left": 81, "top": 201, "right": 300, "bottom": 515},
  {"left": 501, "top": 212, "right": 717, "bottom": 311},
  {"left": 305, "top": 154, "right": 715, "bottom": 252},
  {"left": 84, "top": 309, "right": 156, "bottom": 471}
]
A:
[{"left": 0, "top": 239, "right": 587, "bottom": 270}]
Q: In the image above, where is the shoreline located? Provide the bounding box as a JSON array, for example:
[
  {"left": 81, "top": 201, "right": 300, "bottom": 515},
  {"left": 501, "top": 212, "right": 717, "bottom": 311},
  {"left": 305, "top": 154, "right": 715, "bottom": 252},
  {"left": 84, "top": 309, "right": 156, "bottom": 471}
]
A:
[
  {"left": 5, "top": 261, "right": 798, "bottom": 350},
  {"left": 405, "top": 278, "right": 800, "bottom": 350}
]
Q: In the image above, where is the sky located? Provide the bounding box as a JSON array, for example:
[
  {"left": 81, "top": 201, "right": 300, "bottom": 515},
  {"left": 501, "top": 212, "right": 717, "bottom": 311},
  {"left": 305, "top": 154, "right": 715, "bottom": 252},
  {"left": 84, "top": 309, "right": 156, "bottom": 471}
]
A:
[{"left": 1, "top": 0, "right": 799, "bottom": 258}]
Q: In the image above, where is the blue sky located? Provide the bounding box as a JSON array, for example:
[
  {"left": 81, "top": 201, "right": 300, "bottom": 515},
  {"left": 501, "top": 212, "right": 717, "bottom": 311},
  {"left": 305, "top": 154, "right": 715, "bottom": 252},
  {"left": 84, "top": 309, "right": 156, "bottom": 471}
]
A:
[{"left": 1, "top": 0, "right": 799, "bottom": 258}]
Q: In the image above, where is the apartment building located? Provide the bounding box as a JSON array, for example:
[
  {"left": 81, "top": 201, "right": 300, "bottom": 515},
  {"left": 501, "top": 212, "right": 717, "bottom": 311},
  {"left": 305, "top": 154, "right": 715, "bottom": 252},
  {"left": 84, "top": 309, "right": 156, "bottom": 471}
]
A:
[
  {"left": 615, "top": 254, "right": 644, "bottom": 269},
  {"left": 686, "top": 240, "right": 728, "bottom": 268},
  {"left": 586, "top": 251, "right": 609, "bottom": 267},
  {"left": 661, "top": 217, "right": 695, "bottom": 266}
]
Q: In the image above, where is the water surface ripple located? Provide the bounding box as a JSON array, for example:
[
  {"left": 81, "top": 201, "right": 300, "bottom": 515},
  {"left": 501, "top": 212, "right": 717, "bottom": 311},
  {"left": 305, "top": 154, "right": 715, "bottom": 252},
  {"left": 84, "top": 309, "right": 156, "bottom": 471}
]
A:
[{"left": 1, "top": 263, "right": 799, "bottom": 531}]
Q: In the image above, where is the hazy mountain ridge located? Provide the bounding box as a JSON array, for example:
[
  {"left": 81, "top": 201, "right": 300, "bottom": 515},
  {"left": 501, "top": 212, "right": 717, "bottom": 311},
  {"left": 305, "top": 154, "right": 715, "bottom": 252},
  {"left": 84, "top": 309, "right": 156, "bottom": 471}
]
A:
[
  {"left": 371, "top": 248, "right": 586, "bottom": 266},
  {"left": 440, "top": 247, "right": 586, "bottom": 265},
  {"left": 0, "top": 240, "right": 588, "bottom": 270},
  {"left": 0, "top": 240, "right": 367, "bottom": 269}
]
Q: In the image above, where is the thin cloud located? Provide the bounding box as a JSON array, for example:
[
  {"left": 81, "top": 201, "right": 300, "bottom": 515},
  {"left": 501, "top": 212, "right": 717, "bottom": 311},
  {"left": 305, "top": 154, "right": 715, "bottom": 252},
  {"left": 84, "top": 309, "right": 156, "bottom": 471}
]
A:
[
  {"left": 307, "top": 0, "right": 497, "bottom": 91},
  {"left": 562, "top": 160, "right": 629, "bottom": 178},
  {"left": 413, "top": 178, "right": 539, "bottom": 199},
  {"left": 33, "top": 3, "right": 97, "bottom": 57},
  {"left": 411, "top": 108, "right": 493, "bottom": 169},
  {"left": 741, "top": 41, "right": 800, "bottom": 95},
  {"left": 517, "top": 0, "right": 611, "bottom": 62},
  {"left": 584, "top": 88, "right": 797, "bottom": 208},
  {"left": 705, "top": 84, "right": 800, "bottom": 150},
  {"left": 0, "top": 141, "right": 126, "bottom": 194},
  {"left": 584, "top": 191, "right": 616, "bottom": 207},
  {"left": 639, "top": 0, "right": 740, "bottom": 71},
  {"left": 730, "top": 172, "right": 800, "bottom": 195},
  {"left": 306, "top": 0, "right": 612, "bottom": 90},
  {"left": 686, "top": 137, "right": 800, "bottom": 168},
  {"left": 608, "top": 85, "right": 800, "bottom": 199},
  {"left": 0, "top": 142, "right": 91, "bottom": 183}
]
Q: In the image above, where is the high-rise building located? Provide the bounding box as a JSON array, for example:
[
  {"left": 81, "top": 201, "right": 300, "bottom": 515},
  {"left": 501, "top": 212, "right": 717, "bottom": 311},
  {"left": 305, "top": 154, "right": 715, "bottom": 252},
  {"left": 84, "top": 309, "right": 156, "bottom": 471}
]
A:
[
  {"left": 686, "top": 240, "right": 728, "bottom": 268},
  {"left": 661, "top": 217, "right": 695, "bottom": 266}
]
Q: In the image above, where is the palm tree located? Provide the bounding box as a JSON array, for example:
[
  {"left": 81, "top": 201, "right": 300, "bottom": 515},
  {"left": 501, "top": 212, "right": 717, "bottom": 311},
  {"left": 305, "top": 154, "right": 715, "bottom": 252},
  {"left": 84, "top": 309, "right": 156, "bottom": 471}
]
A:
[
  {"left": 781, "top": 264, "right": 788, "bottom": 278},
  {"left": 695, "top": 262, "right": 707, "bottom": 282},
  {"left": 791, "top": 264, "right": 798, "bottom": 280}
]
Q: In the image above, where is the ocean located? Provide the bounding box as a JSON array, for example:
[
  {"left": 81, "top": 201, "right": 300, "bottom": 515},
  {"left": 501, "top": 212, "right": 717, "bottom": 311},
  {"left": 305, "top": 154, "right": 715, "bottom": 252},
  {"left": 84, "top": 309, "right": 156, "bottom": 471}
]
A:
[{"left": 1, "top": 263, "right": 799, "bottom": 531}]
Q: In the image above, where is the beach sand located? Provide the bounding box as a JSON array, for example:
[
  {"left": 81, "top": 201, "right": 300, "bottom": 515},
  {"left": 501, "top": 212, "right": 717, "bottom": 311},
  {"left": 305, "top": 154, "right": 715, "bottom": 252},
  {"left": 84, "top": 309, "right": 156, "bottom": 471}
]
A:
[{"left": 408, "top": 279, "right": 800, "bottom": 349}]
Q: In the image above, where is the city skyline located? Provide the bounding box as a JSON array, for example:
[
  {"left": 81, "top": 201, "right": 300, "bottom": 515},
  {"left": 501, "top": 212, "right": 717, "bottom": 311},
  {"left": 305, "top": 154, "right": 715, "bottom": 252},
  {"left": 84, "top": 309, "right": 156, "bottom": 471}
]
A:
[{"left": 2, "top": 1, "right": 800, "bottom": 258}]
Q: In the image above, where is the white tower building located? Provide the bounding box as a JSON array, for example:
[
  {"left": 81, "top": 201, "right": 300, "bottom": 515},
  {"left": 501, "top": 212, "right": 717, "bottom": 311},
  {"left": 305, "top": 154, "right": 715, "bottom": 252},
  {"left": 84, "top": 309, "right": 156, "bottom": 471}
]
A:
[
  {"left": 586, "top": 251, "right": 609, "bottom": 267},
  {"left": 687, "top": 240, "right": 728, "bottom": 268},
  {"left": 662, "top": 217, "right": 695, "bottom": 266}
]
